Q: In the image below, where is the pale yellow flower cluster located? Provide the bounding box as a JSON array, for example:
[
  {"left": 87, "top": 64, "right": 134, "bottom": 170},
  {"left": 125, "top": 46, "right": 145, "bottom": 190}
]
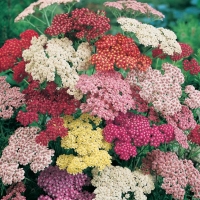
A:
[
  {"left": 91, "top": 166, "right": 155, "bottom": 200},
  {"left": 117, "top": 17, "right": 181, "bottom": 55},
  {"left": 56, "top": 114, "right": 111, "bottom": 174},
  {"left": 23, "top": 35, "right": 92, "bottom": 99},
  {"left": 15, "top": 0, "right": 80, "bottom": 22}
]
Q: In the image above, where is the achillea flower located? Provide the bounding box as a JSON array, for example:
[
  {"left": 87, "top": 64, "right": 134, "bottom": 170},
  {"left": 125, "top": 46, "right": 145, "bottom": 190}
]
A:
[
  {"left": 127, "top": 63, "right": 184, "bottom": 116},
  {"left": 117, "top": 17, "right": 181, "bottom": 56},
  {"left": 13, "top": 61, "right": 28, "bottom": 83},
  {"left": 91, "top": 33, "right": 151, "bottom": 71},
  {"left": 0, "top": 76, "right": 25, "bottom": 119},
  {"left": 15, "top": 0, "right": 80, "bottom": 22},
  {"left": 183, "top": 58, "right": 200, "bottom": 75},
  {"left": 57, "top": 114, "right": 111, "bottom": 174},
  {"left": 37, "top": 166, "right": 94, "bottom": 200},
  {"left": 184, "top": 85, "right": 200, "bottom": 109},
  {"left": 142, "top": 149, "right": 200, "bottom": 200},
  {"left": 36, "top": 117, "right": 68, "bottom": 146},
  {"left": 104, "top": 0, "right": 164, "bottom": 20},
  {"left": 22, "top": 35, "right": 92, "bottom": 99},
  {"left": 17, "top": 81, "right": 80, "bottom": 125},
  {"left": 0, "top": 127, "right": 54, "bottom": 184},
  {"left": 45, "top": 8, "right": 110, "bottom": 42},
  {"left": 1, "top": 182, "right": 26, "bottom": 200},
  {"left": 0, "top": 30, "right": 38, "bottom": 72},
  {"left": 170, "top": 42, "right": 193, "bottom": 61},
  {"left": 76, "top": 71, "right": 135, "bottom": 120},
  {"left": 91, "top": 166, "right": 155, "bottom": 200},
  {"left": 188, "top": 125, "right": 200, "bottom": 145},
  {"left": 103, "top": 112, "right": 174, "bottom": 160},
  {"left": 166, "top": 106, "right": 196, "bottom": 131}
]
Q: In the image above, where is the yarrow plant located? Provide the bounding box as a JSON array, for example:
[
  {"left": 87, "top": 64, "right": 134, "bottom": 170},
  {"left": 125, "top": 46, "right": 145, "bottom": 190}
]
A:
[{"left": 0, "top": 0, "right": 200, "bottom": 199}]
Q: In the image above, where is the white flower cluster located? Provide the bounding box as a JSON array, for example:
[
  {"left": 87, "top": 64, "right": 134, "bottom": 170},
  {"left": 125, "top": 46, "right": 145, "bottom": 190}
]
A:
[
  {"left": 23, "top": 35, "right": 92, "bottom": 99},
  {"left": 91, "top": 166, "right": 155, "bottom": 200},
  {"left": 117, "top": 17, "right": 181, "bottom": 55}
]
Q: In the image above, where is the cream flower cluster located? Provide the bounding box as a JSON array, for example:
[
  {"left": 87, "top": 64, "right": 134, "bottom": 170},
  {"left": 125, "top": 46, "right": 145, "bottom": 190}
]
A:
[
  {"left": 117, "top": 17, "right": 181, "bottom": 55},
  {"left": 23, "top": 35, "right": 92, "bottom": 99},
  {"left": 91, "top": 166, "right": 155, "bottom": 200},
  {"left": 15, "top": 0, "right": 80, "bottom": 22}
]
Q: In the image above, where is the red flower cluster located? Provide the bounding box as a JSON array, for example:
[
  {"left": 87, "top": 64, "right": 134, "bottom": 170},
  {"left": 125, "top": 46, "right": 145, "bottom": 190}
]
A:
[
  {"left": 183, "top": 58, "right": 200, "bottom": 75},
  {"left": 170, "top": 42, "right": 193, "bottom": 61},
  {"left": 13, "top": 61, "right": 28, "bottom": 83},
  {"left": 188, "top": 125, "right": 200, "bottom": 145},
  {"left": 36, "top": 118, "right": 68, "bottom": 146},
  {"left": 152, "top": 42, "right": 193, "bottom": 61},
  {"left": 0, "top": 30, "right": 38, "bottom": 72},
  {"left": 25, "top": 81, "right": 79, "bottom": 116},
  {"left": 152, "top": 47, "right": 167, "bottom": 59},
  {"left": 103, "top": 112, "right": 174, "bottom": 160},
  {"left": 91, "top": 34, "right": 152, "bottom": 71},
  {"left": 17, "top": 111, "right": 38, "bottom": 126},
  {"left": 45, "top": 8, "right": 110, "bottom": 42}
]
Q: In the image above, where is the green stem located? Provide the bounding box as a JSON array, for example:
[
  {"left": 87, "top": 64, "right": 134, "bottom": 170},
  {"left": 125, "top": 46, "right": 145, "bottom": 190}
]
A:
[
  {"left": 43, "top": 9, "right": 50, "bottom": 27},
  {"left": 31, "top": 14, "right": 47, "bottom": 25},
  {"left": 25, "top": 19, "right": 43, "bottom": 34},
  {"left": 23, "top": 79, "right": 30, "bottom": 85}
]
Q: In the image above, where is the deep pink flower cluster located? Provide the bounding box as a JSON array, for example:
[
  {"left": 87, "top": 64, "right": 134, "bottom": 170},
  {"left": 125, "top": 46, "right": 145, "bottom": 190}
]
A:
[
  {"left": 1, "top": 182, "right": 26, "bottom": 200},
  {"left": 103, "top": 112, "right": 175, "bottom": 160},
  {"left": 37, "top": 166, "right": 95, "bottom": 200},
  {"left": 17, "top": 81, "right": 80, "bottom": 126},
  {"left": 76, "top": 71, "right": 135, "bottom": 120},
  {"left": 0, "top": 29, "right": 38, "bottom": 72},
  {"left": 91, "top": 33, "right": 152, "bottom": 71},
  {"left": 0, "top": 127, "right": 54, "bottom": 184},
  {"left": 0, "top": 76, "right": 25, "bottom": 119},
  {"left": 13, "top": 61, "right": 28, "bottom": 83},
  {"left": 188, "top": 125, "right": 200, "bottom": 145},
  {"left": 142, "top": 150, "right": 200, "bottom": 200},
  {"left": 183, "top": 58, "right": 200, "bottom": 75},
  {"left": 35, "top": 117, "right": 68, "bottom": 146},
  {"left": 45, "top": 8, "right": 110, "bottom": 42}
]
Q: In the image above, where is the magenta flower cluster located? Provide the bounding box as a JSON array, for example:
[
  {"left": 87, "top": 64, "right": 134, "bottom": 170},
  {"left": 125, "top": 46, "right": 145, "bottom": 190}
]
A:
[
  {"left": 103, "top": 112, "right": 175, "bottom": 160},
  {"left": 0, "top": 76, "right": 25, "bottom": 119},
  {"left": 142, "top": 149, "right": 200, "bottom": 200},
  {"left": 37, "top": 166, "right": 95, "bottom": 200},
  {"left": 76, "top": 71, "right": 135, "bottom": 120}
]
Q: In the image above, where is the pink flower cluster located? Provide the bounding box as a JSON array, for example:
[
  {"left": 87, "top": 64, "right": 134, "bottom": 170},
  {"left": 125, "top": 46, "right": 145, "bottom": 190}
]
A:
[
  {"left": 76, "top": 71, "right": 135, "bottom": 120},
  {"left": 165, "top": 106, "right": 196, "bottom": 149},
  {"left": 0, "top": 127, "right": 54, "bottom": 184},
  {"left": 104, "top": 0, "right": 165, "bottom": 19},
  {"left": 103, "top": 112, "right": 174, "bottom": 160},
  {"left": 37, "top": 166, "right": 95, "bottom": 200},
  {"left": 35, "top": 117, "right": 68, "bottom": 146},
  {"left": 1, "top": 182, "right": 26, "bottom": 200},
  {"left": 132, "top": 63, "right": 184, "bottom": 116},
  {"left": 0, "top": 76, "right": 25, "bottom": 119},
  {"left": 184, "top": 85, "right": 200, "bottom": 109},
  {"left": 142, "top": 150, "right": 200, "bottom": 200}
]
